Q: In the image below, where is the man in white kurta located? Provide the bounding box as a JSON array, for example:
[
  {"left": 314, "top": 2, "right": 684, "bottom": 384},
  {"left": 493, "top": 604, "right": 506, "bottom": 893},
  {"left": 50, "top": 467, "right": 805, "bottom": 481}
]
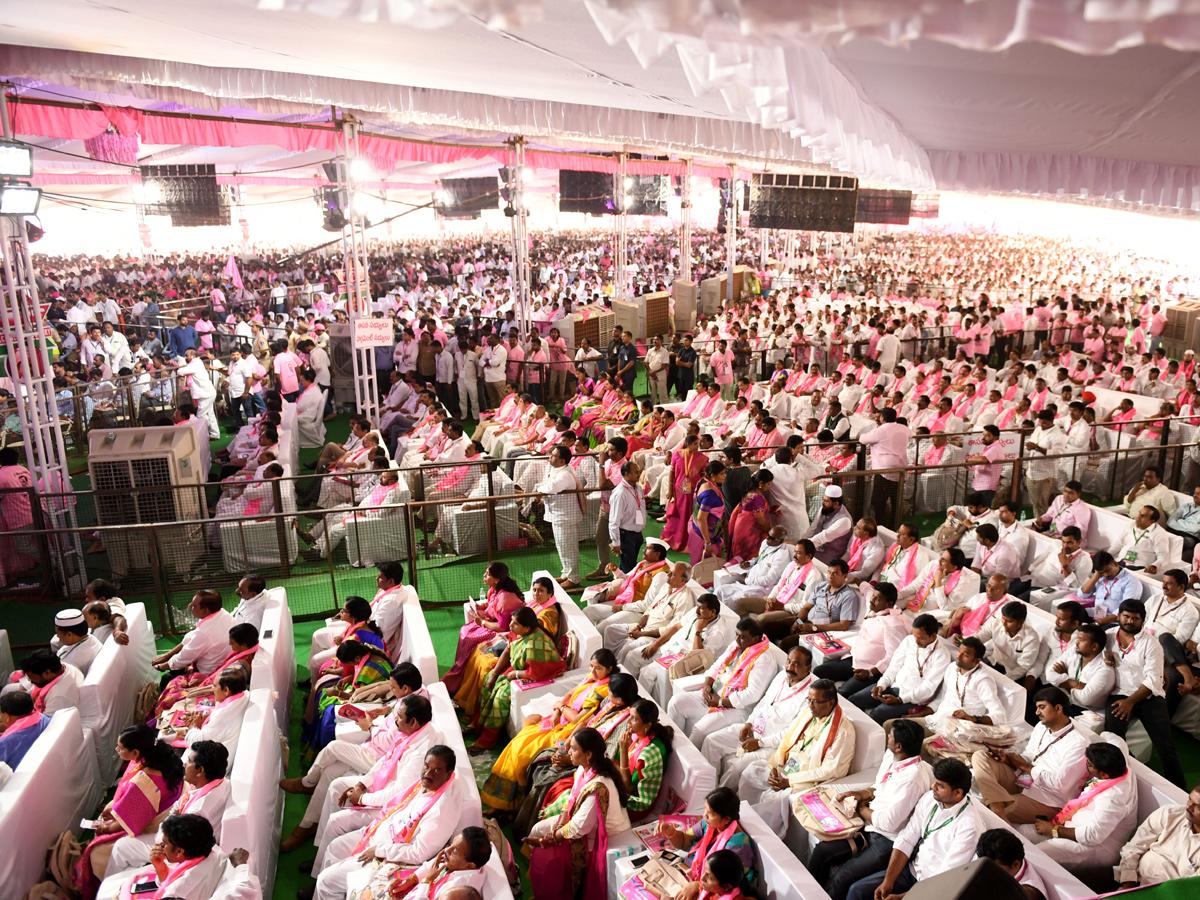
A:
[
  {"left": 762, "top": 450, "right": 811, "bottom": 540},
  {"left": 713, "top": 529, "right": 793, "bottom": 609},
  {"left": 315, "top": 749, "right": 464, "bottom": 900},
  {"left": 634, "top": 598, "right": 735, "bottom": 703},
  {"left": 296, "top": 373, "right": 328, "bottom": 448},
  {"left": 537, "top": 445, "right": 586, "bottom": 587},
  {"left": 598, "top": 562, "right": 695, "bottom": 657},
  {"left": 739, "top": 681, "right": 857, "bottom": 833},
  {"left": 666, "top": 623, "right": 779, "bottom": 748},
  {"left": 700, "top": 645, "right": 813, "bottom": 785}
]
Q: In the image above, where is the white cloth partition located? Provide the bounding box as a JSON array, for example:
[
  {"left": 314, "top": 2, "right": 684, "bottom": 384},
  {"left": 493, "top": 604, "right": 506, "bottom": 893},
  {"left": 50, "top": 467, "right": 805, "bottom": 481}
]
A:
[
  {"left": 220, "top": 474, "right": 300, "bottom": 572},
  {"left": 399, "top": 587, "right": 440, "bottom": 685},
  {"left": 221, "top": 689, "right": 284, "bottom": 900},
  {"left": 509, "top": 571, "right": 601, "bottom": 731},
  {"left": 80, "top": 602, "right": 155, "bottom": 785},
  {"left": 248, "top": 589, "right": 296, "bottom": 736},
  {"left": 741, "top": 801, "right": 833, "bottom": 900},
  {"left": 480, "top": 855, "right": 516, "bottom": 900},
  {"left": 0, "top": 629, "right": 12, "bottom": 684},
  {"left": 0, "top": 708, "right": 104, "bottom": 900}
]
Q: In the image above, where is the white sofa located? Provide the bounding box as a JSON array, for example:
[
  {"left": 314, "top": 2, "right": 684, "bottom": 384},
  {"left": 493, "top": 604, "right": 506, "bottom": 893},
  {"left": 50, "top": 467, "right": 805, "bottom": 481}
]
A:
[
  {"left": 219, "top": 472, "right": 300, "bottom": 572},
  {"left": 80, "top": 602, "right": 156, "bottom": 785},
  {"left": 220, "top": 688, "right": 284, "bottom": 900},
  {"left": 0, "top": 708, "right": 104, "bottom": 900},
  {"left": 427, "top": 683, "right": 484, "bottom": 830},
  {"left": 399, "top": 587, "right": 440, "bottom": 685},
  {"left": 247, "top": 589, "right": 296, "bottom": 736}
]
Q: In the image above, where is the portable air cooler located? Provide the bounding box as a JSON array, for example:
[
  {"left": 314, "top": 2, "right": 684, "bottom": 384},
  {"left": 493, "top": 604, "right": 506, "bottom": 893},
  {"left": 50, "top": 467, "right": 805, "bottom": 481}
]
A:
[{"left": 88, "top": 426, "right": 209, "bottom": 576}]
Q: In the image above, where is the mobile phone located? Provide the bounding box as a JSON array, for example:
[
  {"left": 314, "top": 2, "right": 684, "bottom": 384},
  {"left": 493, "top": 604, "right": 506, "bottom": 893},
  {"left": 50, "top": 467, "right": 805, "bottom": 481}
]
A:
[
  {"left": 131, "top": 880, "right": 159, "bottom": 895},
  {"left": 630, "top": 854, "right": 650, "bottom": 867},
  {"left": 79, "top": 819, "right": 97, "bottom": 831}
]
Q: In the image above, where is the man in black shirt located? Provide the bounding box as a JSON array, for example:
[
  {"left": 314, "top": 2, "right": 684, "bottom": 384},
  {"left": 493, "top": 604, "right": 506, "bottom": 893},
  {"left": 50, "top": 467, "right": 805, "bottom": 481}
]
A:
[
  {"left": 616, "top": 330, "right": 638, "bottom": 392},
  {"left": 675, "top": 334, "right": 698, "bottom": 398},
  {"left": 605, "top": 324, "right": 623, "bottom": 376}
]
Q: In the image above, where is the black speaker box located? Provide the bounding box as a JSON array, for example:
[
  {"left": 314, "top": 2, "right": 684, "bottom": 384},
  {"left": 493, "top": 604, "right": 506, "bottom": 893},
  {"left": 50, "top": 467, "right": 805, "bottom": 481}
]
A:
[{"left": 904, "top": 858, "right": 1028, "bottom": 900}]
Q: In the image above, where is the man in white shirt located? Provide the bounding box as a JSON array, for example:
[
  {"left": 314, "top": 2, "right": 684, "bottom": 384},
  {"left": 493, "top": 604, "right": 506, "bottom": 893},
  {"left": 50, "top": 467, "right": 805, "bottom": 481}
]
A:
[
  {"left": 700, "top": 645, "right": 813, "bottom": 784},
  {"left": 480, "top": 334, "right": 508, "bottom": 409},
  {"left": 971, "top": 686, "right": 1089, "bottom": 823},
  {"left": 1114, "top": 505, "right": 1172, "bottom": 574},
  {"left": 1019, "top": 742, "right": 1138, "bottom": 872},
  {"left": 1114, "top": 784, "right": 1200, "bottom": 888},
  {"left": 1105, "top": 598, "right": 1186, "bottom": 788},
  {"left": 229, "top": 576, "right": 271, "bottom": 632},
  {"left": 971, "top": 523, "right": 1022, "bottom": 582},
  {"left": 152, "top": 591, "right": 236, "bottom": 684},
  {"left": 1022, "top": 525, "right": 1092, "bottom": 608},
  {"left": 713, "top": 527, "right": 792, "bottom": 609},
  {"left": 49, "top": 609, "right": 104, "bottom": 677},
  {"left": 308, "top": 563, "right": 407, "bottom": 671},
  {"left": 177, "top": 348, "right": 219, "bottom": 439},
  {"left": 607, "top": 460, "right": 647, "bottom": 574},
  {"left": 851, "top": 613, "right": 952, "bottom": 724},
  {"left": 857, "top": 408, "right": 911, "bottom": 526},
  {"left": 1118, "top": 465, "right": 1178, "bottom": 519},
  {"left": 843, "top": 759, "right": 980, "bottom": 900},
  {"left": 1032, "top": 481, "right": 1092, "bottom": 544},
  {"left": 537, "top": 444, "right": 586, "bottom": 588},
  {"left": 1151, "top": 568, "right": 1200, "bottom": 712},
  {"left": 1046, "top": 622, "right": 1114, "bottom": 713},
  {"left": 923, "top": 636, "right": 1005, "bottom": 737},
  {"left": 809, "top": 720, "right": 934, "bottom": 900},
  {"left": 598, "top": 561, "right": 694, "bottom": 657},
  {"left": 644, "top": 335, "right": 670, "bottom": 404},
  {"left": 975, "top": 828, "right": 1049, "bottom": 900},
  {"left": 5, "top": 650, "right": 83, "bottom": 714},
  {"left": 975, "top": 600, "right": 1043, "bottom": 687}
]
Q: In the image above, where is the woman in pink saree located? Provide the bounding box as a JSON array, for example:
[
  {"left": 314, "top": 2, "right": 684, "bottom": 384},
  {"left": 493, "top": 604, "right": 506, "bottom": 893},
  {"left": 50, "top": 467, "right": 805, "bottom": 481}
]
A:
[
  {"left": 152, "top": 621, "right": 258, "bottom": 718},
  {"left": 526, "top": 728, "right": 630, "bottom": 900},
  {"left": 726, "top": 469, "right": 774, "bottom": 562},
  {"left": 660, "top": 434, "right": 708, "bottom": 551},
  {"left": 442, "top": 562, "right": 525, "bottom": 694},
  {"left": 567, "top": 374, "right": 612, "bottom": 421},
  {"left": 76, "top": 725, "right": 185, "bottom": 900},
  {"left": 577, "top": 382, "right": 622, "bottom": 434},
  {"left": 687, "top": 460, "right": 728, "bottom": 564},
  {"left": 586, "top": 390, "right": 637, "bottom": 444}
]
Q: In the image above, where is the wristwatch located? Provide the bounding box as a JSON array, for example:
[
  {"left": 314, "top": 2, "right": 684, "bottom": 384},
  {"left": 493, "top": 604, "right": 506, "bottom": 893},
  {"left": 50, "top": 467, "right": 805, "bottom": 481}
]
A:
[{"left": 1051, "top": 826, "right": 1060, "bottom": 839}]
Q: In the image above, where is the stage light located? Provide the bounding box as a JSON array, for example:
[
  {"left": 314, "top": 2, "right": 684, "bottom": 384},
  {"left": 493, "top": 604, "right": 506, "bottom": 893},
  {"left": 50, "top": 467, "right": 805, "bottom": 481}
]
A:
[
  {"left": 624, "top": 177, "right": 634, "bottom": 190},
  {"left": 349, "top": 159, "right": 372, "bottom": 182},
  {"left": 436, "top": 189, "right": 452, "bottom": 205},
  {"left": 132, "top": 182, "right": 163, "bottom": 205},
  {"left": 623, "top": 195, "right": 634, "bottom": 210},
  {"left": 0, "top": 142, "right": 33, "bottom": 178},
  {"left": 0, "top": 185, "right": 41, "bottom": 216}
]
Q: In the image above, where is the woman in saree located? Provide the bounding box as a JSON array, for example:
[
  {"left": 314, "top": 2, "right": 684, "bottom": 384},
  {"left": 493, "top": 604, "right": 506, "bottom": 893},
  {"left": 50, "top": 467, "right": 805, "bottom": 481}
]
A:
[
  {"left": 453, "top": 576, "right": 563, "bottom": 717},
  {"left": 660, "top": 434, "right": 708, "bottom": 551},
  {"left": 76, "top": 725, "right": 185, "bottom": 900},
  {"left": 654, "top": 786, "right": 758, "bottom": 896},
  {"left": 623, "top": 404, "right": 661, "bottom": 455},
  {"left": 585, "top": 390, "right": 637, "bottom": 444},
  {"left": 300, "top": 638, "right": 390, "bottom": 753},
  {"left": 442, "top": 562, "right": 524, "bottom": 694},
  {"left": 467, "top": 607, "right": 568, "bottom": 751},
  {"left": 479, "top": 648, "right": 618, "bottom": 812},
  {"left": 696, "top": 850, "right": 749, "bottom": 900},
  {"left": 307, "top": 594, "right": 385, "bottom": 675},
  {"left": 567, "top": 373, "right": 611, "bottom": 421},
  {"left": 725, "top": 469, "right": 773, "bottom": 563},
  {"left": 562, "top": 371, "right": 597, "bottom": 419},
  {"left": 512, "top": 672, "right": 639, "bottom": 840},
  {"left": 687, "top": 460, "right": 728, "bottom": 564},
  {"left": 614, "top": 700, "right": 674, "bottom": 822},
  {"left": 152, "top": 621, "right": 258, "bottom": 720},
  {"left": 526, "top": 728, "right": 631, "bottom": 900},
  {"left": 576, "top": 381, "right": 622, "bottom": 435}
]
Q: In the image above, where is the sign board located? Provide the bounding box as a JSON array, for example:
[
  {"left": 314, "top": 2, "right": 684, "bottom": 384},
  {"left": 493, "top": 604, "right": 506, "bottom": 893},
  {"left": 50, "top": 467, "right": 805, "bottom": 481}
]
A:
[{"left": 353, "top": 318, "right": 395, "bottom": 350}]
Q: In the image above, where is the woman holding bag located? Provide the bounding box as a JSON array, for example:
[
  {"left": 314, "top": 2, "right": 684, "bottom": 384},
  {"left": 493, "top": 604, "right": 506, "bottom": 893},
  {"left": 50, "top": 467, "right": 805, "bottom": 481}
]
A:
[
  {"left": 526, "top": 728, "right": 630, "bottom": 900},
  {"left": 654, "top": 786, "right": 758, "bottom": 900},
  {"left": 687, "top": 460, "right": 728, "bottom": 567}
]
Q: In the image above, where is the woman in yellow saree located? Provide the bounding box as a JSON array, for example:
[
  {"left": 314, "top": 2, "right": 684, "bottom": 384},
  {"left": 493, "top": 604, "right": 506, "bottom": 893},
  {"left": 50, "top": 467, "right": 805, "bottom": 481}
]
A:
[
  {"left": 479, "top": 647, "right": 617, "bottom": 812},
  {"left": 453, "top": 576, "right": 564, "bottom": 717}
]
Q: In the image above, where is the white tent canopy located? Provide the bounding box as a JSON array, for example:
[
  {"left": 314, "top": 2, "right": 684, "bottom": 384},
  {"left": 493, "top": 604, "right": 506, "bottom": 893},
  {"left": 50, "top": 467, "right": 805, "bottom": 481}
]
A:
[{"left": 4, "top": 0, "right": 1200, "bottom": 209}]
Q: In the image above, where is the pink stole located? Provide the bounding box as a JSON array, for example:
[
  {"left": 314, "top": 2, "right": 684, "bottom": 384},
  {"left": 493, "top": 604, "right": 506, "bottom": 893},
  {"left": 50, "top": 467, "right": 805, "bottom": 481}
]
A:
[
  {"left": 615, "top": 560, "right": 669, "bottom": 605},
  {"left": 369, "top": 723, "right": 431, "bottom": 792},
  {"left": 151, "top": 857, "right": 206, "bottom": 900},
  {"left": 882, "top": 543, "right": 919, "bottom": 587},
  {"left": 434, "top": 455, "right": 481, "bottom": 492},
  {"left": 960, "top": 597, "right": 1005, "bottom": 637},
  {"left": 1052, "top": 770, "right": 1130, "bottom": 825},
  {"left": 930, "top": 411, "right": 952, "bottom": 433},
  {"left": 845, "top": 537, "right": 868, "bottom": 573},
  {"left": 30, "top": 674, "right": 63, "bottom": 713},
  {"left": 907, "top": 567, "right": 962, "bottom": 613},
  {"left": 355, "top": 773, "right": 456, "bottom": 852},
  {"left": 177, "top": 778, "right": 224, "bottom": 815},
  {"left": 717, "top": 637, "right": 771, "bottom": 700},
  {"left": 2, "top": 711, "right": 43, "bottom": 736},
  {"left": 688, "top": 820, "right": 740, "bottom": 880},
  {"left": 776, "top": 562, "right": 814, "bottom": 607},
  {"left": 201, "top": 645, "right": 258, "bottom": 687}
]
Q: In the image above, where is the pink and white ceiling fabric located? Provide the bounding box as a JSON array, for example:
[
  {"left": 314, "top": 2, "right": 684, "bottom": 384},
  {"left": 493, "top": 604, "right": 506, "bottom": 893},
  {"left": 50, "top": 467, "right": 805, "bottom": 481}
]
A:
[{"left": 5, "top": 0, "right": 1200, "bottom": 208}]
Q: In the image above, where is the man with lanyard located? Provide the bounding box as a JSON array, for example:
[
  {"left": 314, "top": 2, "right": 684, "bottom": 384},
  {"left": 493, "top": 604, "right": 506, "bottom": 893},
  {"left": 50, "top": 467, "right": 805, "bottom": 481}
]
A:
[
  {"left": 699, "top": 645, "right": 813, "bottom": 786},
  {"left": 306, "top": 562, "right": 406, "bottom": 677},
  {"left": 606, "top": 458, "right": 646, "bottom": 575},
  {"left": 971, "top": 686, "right": 1088, "bottom": 825},
  {"left": 809, "top": 720, "right": 934, "bottom": 900},
  {"left": 598, "top": 561, "right": 694, "bottom": 657},
  {"left": 585, "top": 439, "right": 629, "bottom": 582},
  {"left": 1022, "top": 525, "right": 1091, "bottom": 606},
  {"left": 1075, "top": 551, "right": 1140, "bottom": 626},
  {"left": 713, "top": 526, "right": 792, "bottom": 609},
  {"left": 1150, "top": 569, "right": 1200, "bottom": 713},
  {"left": 584, "top": 538, "right": 670, "bottom": 619},
  {"left": 963, "top": 424, "right": 1006, "bottom": 508},
  {"left": 1046, "top": 622, "right": 1114, "bottom": 715},
  {"left": 843, "top": 759, "right": 980, "bottom": 900},
  {"left": 740, "top": 678, "right": 856, "bottom": 833},
  {"left": 777, "top": 558, "right": 859, "bottom": 651},
  {"left": 1104, "top": 599, "right": 1186, "bottom": 788},
  {"left": 1114, "top": 505, "right": 1171, "bottom": 574},
  {"left": 1032, "top": 480, "right": 1092, "bottom": 544},
  {"left": 667, "top": 617, "right": 779, "bottom": 747},
  {"left": 1023, "top": 742, "right": 1138, "bottom": 872},
  {"left": 814, "top": 582, "right": 909, "bottom": 698},
  {"left": 310, "top": 746, "right": 463, "bottom": 900},
  {"left": 802, "top": 485, "right": 854, "bottom": 563},
  {"left": 860, "top": 522, "right": 921, "bottom": 608},
  {"left": 918, "top": 636, "right": 1004, "bottom": 741}
]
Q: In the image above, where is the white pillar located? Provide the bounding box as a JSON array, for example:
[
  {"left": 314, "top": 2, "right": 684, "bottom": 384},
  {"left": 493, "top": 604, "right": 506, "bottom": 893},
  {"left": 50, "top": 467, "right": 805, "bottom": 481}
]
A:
[
  {"left": 679, "top": 158, "right": 692, "bottom": 285},
  {"left": 338, "top": 116, "right": 380, "bottom": 424}
]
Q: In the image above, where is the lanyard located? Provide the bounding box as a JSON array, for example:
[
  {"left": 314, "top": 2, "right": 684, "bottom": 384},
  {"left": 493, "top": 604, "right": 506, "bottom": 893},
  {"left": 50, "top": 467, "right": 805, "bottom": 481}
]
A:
[
  {"left": 1028, "top": 725, "right": 1074, "bottom": 764},
  {"left": 955, "top": 666, "right": 979, "bottom": 706},
  {"left": 918, "top": 799, "right": 970, "bottom": 847},
  {"left": 915, "top": 644, "right": 939, "bottom": 678},
  {"left": 880, "top": 757, "right": 921, "bottom": 785}
]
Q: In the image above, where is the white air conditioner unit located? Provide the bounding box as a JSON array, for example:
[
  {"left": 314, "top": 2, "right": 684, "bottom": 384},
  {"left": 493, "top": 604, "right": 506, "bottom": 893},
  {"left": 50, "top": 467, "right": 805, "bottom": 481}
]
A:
[{"left": 88, "top": 426, "right": 209, "bottom": 577}]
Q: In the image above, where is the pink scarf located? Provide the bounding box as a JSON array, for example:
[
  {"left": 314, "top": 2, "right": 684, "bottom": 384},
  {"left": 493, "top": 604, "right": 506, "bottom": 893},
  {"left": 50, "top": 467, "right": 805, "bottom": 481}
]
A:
[
  {"left": 151, "top": 857, "right": 206, "bottom": 900},
  {"left": 881, "top": 543, "right": 919, "bottom": 587},
  {"left": 688, "top": 820, "right": 740, "bottom": 881},
  {"left": 369, "top": 723, "right": 431, "bottom": 792},
  {"left": 960, "top": 596, "right": 1006, "bottom": 637},
  {"left": 178, "top": 778, "right": 225, "bottom": 815},
  {"left": 200, "top": 645, "right": 258, "bottom": 687},
  {"left": 1052, "top": 770, "right": 1130, "bottom": 826},
  {"left": 776, "top": 561, "right": 815, "bottom": 607},
  {"left": 30, "top": 674, "right": 63, "bottom": 713},
  {"left": 716, "top": 637, "right": 771, "bottom": 701},
  {"left": 907, "top": 567, "right": 962, "bottom": 613},
  {"left": 2, "top": 711, "right": 43, "bottom": 736},
  {"left": 355, "top": 773, "right": 456, "bottom": 852}
]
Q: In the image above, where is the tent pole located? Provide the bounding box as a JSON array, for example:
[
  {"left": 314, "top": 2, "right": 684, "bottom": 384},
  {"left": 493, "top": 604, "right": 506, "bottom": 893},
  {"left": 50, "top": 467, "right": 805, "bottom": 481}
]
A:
[
  {"left": 726, "top": 163, "right": 736, "bottom": 306},
  {"left": 338, "top": 112, "right": 379, "bottom": 424},
  {"left": 679, "top": 158, "right": 692, "bottom": 285}
]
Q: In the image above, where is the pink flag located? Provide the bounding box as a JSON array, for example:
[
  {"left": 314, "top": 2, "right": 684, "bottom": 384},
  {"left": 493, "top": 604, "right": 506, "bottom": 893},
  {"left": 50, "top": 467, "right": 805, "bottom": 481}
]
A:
[{"left": 223, "top": 254, "right": 244, "bottom": 291}]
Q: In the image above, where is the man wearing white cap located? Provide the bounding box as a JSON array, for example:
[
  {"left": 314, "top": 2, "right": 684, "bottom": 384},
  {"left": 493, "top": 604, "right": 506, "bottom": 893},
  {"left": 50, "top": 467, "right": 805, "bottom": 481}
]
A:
[
  {"left": 49, "top": 609, "right": 104, "bottom": 677},
  {"left": 802, "top": 485, "right": 854, "bottom": 563}
]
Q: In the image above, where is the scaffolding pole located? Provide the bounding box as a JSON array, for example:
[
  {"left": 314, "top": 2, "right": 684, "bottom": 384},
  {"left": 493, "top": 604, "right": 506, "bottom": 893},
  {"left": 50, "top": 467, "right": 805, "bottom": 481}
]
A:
[
  {"left": 615, "top": 153, "right": 629, "bottom": 302},
  {"left": 337, "top": 114, "right": 380, "bottom": 424},
  {"left": 506, "top": 137, "right": 531, "bottom": 335},
  {"left": 0, "top": 87, "right": 84, "bottom": 593},
  {"left": 725, "top": 163, "right": 737, "bottom": 305},
  {"left": 680, "top": 158, "right": 692, "bottom": 284}
]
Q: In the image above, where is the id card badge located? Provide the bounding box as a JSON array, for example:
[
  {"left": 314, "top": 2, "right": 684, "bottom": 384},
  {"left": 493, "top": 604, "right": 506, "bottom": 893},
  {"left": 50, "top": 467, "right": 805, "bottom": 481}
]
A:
[
  {"left": 878, "top": 575, "right": 889, "bottom": 583},
  {"left": 1014, "top": 771, "right": 1034, "bottom": 789}
]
